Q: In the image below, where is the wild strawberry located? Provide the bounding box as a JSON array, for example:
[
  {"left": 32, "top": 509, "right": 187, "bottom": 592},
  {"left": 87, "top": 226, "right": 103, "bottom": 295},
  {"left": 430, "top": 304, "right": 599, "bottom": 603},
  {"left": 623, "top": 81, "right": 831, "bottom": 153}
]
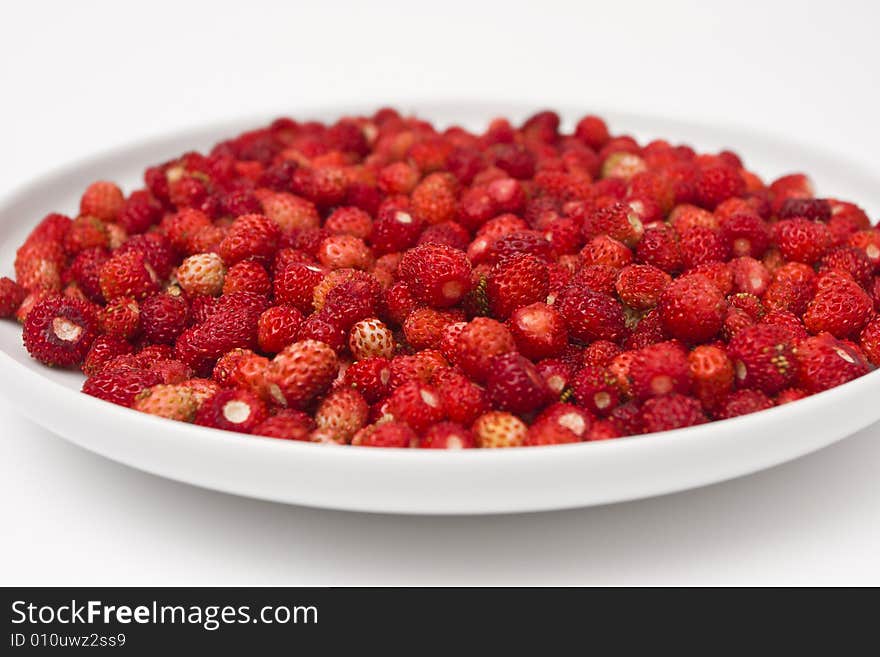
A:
[
  {"left": 274, "top": 261, "right": 325, "bottom": 313},
  {"left": 636, "top": 224, "right": 682, "bottom": 274},
  {"left": 15, "top": 242, "right": 62, "bottom": 293},
  {"left": 721, "top": 306, "right": 755, "bottom": 341},
  {"left": 342, "top": 356, "right": 392, "bottom": 403},
  {"left": 161, "top": 208, "right": 213, "bottom": 254},
  {"left": 719, "top": 212, "right": 769, "bottom": 258},
  {"left": 450, "top": 317, "right": 516, "bottom": 382},
  {"left": 352, "top": 421, "right": 416, "bottom": 448},
  {"left": 100, "top": 296, "right": 141, "bottom": 339},
  {"left": 403, "top": 307, "right": 461, "bottom": 351},
  {"left": 117, "top": 190, "right": 162, "bottom": 234},
  {"left": 507, "top": 302, "right": 567, "bottom": 360},
  {"left": 534, "top": 358, "right": 573, "bottom": 397},
  {"left": 174, "top": 294, "right": 264, "bottom": 375},
  {"left": 175, "top": 252, "right": 226, "bottom": 296},
  {"left": 430, "top": 367, "right": 489, "bottom": 426},
  {"left": 570, "top": 264, "right": 618, "bottom": 296},
  {"left": 80, "top": 181, "right": 125, "bottom": 222},
  {"left": 582, "top": 202, "right": 645, "bottom": 247},
  {"left": 556, "top": 285, "right": 626, "bottom": 343},
  {"left": 818, "top": 246, "right": 873, "bottom": 289},
  {"left": 257, "top": 305, "right": 304, "bottom": 354},
  {"left": 133, "top": 384, "right": 198, "bottom": 422},
  {"left": 580, "top": 235, "right": 633, "bottom": 269},
  {"left": 472, "top": 411, "right": 527, "bottom": 448},
  {"left": 486, "top": 253, "right": 549, "bottom": 319},
  {"left": 728, "top": 325, "right": 797, "bottom": 395},
  {"left": 640, "top": 393, "right": 707, "bottom": 433},
  {"left": 218, "top": 213, "right": 280, "bottom": 265},
  {"left": 265, "top": 339, "right": 339, "bottom": 408},
  {"left": 315, "top": 387, "right": 369, "bottom": 443},
  {"left": 0, "top": 277, "right": 26, "bottom": 317},
  {"left": 728, "top": 292, "right": 765, "bottom": 321},
  {"left": 628, "top": 341, "right": 691, "bottom": 400},
  {"left": 222, "top": 260, "right": 271, "bottom": 296},
  {"left": 253, "top": 410, "right": 312, "bottom": 441},
  {"left": 82, "top": 334, "right": 133, "bottom": 377},
  {"left": 601, "top": 152, "right": 646, "bottom": 180},
  {"left": 859, "top": 316, "right": 880, "bottom": 366},
  {"left": 777, "top": 197, "right": 831, "bottom": 222},
  {"left": 256, "top": 191, "right": 319, "bottom": 233},
  {"left": 847, "top": 230, "right": 880, "bottom": 271},
  {"left": 728, "top": 256, "right": 771, "bottom": 297},
  {"left": 82, "top": 366, "right": 163, "bottom": 407},
  {"left": 325, "top": 206, "right": 373, "bottom": 239},
  {"left": 795, "top": 332, "right": 871, "bottom": 393},
  {"left": 533, "top": 402, "right": 593, "bottom": 439},
  {"left": 571, "top": 364, "right": 620, "bottom": 416},
  {"left": 417, "top": 421, "right": 477, "bottom": 449},
  {"left": 349, "top": 317, "right": 395, "bottom": 359},
  {"left": 803, "top": 271, "right": 873, "bottom": 338},
  {"left": 321, "top": 274, "right": 382, "bottom": 329},
  {"left": 397, "top": 243, "right": 472, "bottom": 308},
  {"left": 388, "top": 350, "right": 447, "bottom": 388},
  {"left": 582, "top": 340, "right": 623, "bottom": 367},
  {"left": 658, "top": 274, "right": 726, "bottom": 343},
  {"left": 63, "top": 215, "right": 110, "bottom": 255},
  {"left": 586, "top": 419, "right": 623, "bottom": 441},
  {"left": 715, "top": 389, "right": 774, "bottom": 420},
  {"left": 776, "top": 388, "right": 808, "bottom": 405},
  {"left": 688, "top": 344, "right": 734, "bottom": 411},
  {"left": 386, "top": 380, "right": 445, "bottom": 432},
  {"left": 773, "top": 218, "right": 831, "bottom": 264},
  {"left": 615, "top": 264, "right": 671, "bottom": 310},
  {"left": 195, "top": 389, "right": 268, "bottom": 433},
  {"left": 524, "top": 420, "right": 580, "bottom": 446},
  {"left": 369, "top": 207, "right": 424, "bottom": 255},
  {"left": 378, "top": 161, "right": 420, "bottom": 195},
  {"left": 23, "top": 295, "right": 99, "bottom": 367},
  {"left": 483, "top": 230, "right": 553, "bottom": 267},
  {"left": 485, "top": 352, "right": 551, "bottom": 415},
  {"left": 694, "top": 164, "right": 745, "bottom": 209},
  {"left": 417, "top": 221, "right": 470, "bottom": 251},
  {"left": 296, "top": 311, "right": 347, "bottom": 352},
  {"left": 678, "top": 226, "right": 729, "bottom": 270},
  {"left": 409, "top": 172, "right": 458, "bottom": 225},
  {"left": 318, "top": 234, "right": 373, "bottom": 270}
]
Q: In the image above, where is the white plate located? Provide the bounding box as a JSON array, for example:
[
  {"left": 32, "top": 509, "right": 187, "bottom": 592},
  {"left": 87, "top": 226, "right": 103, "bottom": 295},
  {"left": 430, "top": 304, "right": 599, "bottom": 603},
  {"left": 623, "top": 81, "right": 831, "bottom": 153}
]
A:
[{"left": 1, "top": 102, "right": 878, "bottom": 515}]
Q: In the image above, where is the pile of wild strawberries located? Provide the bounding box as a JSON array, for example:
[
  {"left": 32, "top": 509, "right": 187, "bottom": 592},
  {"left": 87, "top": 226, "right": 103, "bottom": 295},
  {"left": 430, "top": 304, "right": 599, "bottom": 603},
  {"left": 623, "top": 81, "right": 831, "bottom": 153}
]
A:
[{"left": 3, "top": 109, "right": 880, "bottom": 448}]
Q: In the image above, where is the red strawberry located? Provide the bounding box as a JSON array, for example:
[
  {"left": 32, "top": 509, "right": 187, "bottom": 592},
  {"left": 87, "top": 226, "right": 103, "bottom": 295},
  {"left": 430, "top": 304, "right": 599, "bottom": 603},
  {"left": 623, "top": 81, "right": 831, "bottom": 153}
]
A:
[
  {"left": 636, "top": 224, "right": 682, "bottom": 274},
  {"left": 794, "top": 332, "right": 871, "bottom": 393},
  {"left": 387, "top": 380, "right": 445, "bottom": 432},
  {"left": 342, "top": 356, "right": 392, "bottom": 403},
  {"left": 640, "top": 393, "right": 707, "bottom": 433},
  {"left": 325, "top": 206, "right": 373, "bottom": 239},
  {"left": 582, "top": 202, "right": 644, "bottom": 247},
  {"left": 485, "top": 352, "right": 551, "bottom": 415},
  {"left": 403, "top": 307, "right": 462, "bottom": 351},
  {"left": 257, "top": 305, "right": 304, "bottom": 354},
  {"left": 450, "top": 317, "right": 516, "bottom": 382},
  {"left": 418, "top": 421, "right": 476, "bottom": 449},
  {"left": 265, "top": 339, "right": 339, "bottom": 408},
  {"left": 23, "top": 295, "right": 99, "bottom": 367},
  {"left": 117, "top": 190, "right": 162, "bottom": 234},
  {"left": 533, "top": 402, "right": 593, "bottom": 440},
  {"left": 397, "top": 243, "right": 472, "bottom": 308},
  {"left": 657, "top": 274, "right": 726, "bottom": 343},
  {"left": 0, "top": 277, "right": 26, "bottom": 318},
  {"left": 678, "top": 226, "right": 729, "bottom": 270},
  {"left": 728, "top": 324, "right": 797, "bottom": 395},
  {"left": 507, "top": 302, "right": 568, "bottom": 360},
  {"left": 273, "top": 261, "right": 326, "bottom": 312},
  {"left": 100, "top": 296, "right": 141, "bottom": 339},
  {"left": 410, "top": 172, "right": 458, "bottom": 225},
  {"left": 369, "top": 208, "right": 424, "bottom": 255},
  {"left": 803, "top": 271, "right": 873, "bottom": 339},
  {"left": 218, "top": 213, "right": 280, "bottom": 265},
  {"left": 582, "top": 340, "right": 623, "bottom": 367},
  {"left": 524, "top": 421, "right": 580, "bottom": 446},
  {"left": 99, "top": 251, "right": 159, "bottom": 300},
  {"left": 556, "top": 285, "right": 626, "bottom": 343},
  {"left": 195, "top": 389, "right": 268, "bottom": 433},
  {"left": 472, "top": 411, "right": 528, "bottom": 448},
  {"left": 615, "top": 264, "right": 671, "bottom": 310},
  {"left": 82, "top": 366, "right": 163, "bottom": 407},
  {"left": 773, "top": 218, "right": 831, "bottom": 264},
  {"left": 430, "top": 367, "right": 489, "bottom": 426},
  {"left": 116, "top": 233, "right": 176, "bottom": 280},
  {"left": 719, "top": 212, "right": 769, "bottom": 258},
  {"left": 694, "top": 165, "right": 745, "bottom": 209},
  {"left": 818, "top": 246, "right": 874, "bottom": 290},
  {"left": 716, "top": 389, "right": 775, "bottom": 419},
  {"left": 80, "top": 181, "right": 125, "bottom": 222},
  {"left": 860, "top": 316, "right": 880, "bottom": 366},
  {"left": 571, "top": 364, "right": 621, "bottom": 417},
  {"left": 580, "top": 235, "right": 633, "bottom": 269},
  {"left": 352, "top": 421, "right": 416, "bottom": 448},
  {"left": 688, "top": 344, "right": 735, "bottom": 411},
  {"left": 222, "top": 260, "right": 272, "bottom": 296},
  {"left": 486, "top": 253, "right": 549, "bottom": 319},
  {"left": 628, "top": 341, "right": 691, "bottom": 400},
  {"left": 253, "top": 410, "right": 312, "bottom": 441}
]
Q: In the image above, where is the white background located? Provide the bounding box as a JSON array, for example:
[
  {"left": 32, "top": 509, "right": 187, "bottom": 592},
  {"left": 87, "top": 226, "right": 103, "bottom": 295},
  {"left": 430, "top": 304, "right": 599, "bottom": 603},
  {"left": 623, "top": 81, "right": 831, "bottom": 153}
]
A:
[{"left": 1, "top": 0, "right": 879, "bottom": 585}]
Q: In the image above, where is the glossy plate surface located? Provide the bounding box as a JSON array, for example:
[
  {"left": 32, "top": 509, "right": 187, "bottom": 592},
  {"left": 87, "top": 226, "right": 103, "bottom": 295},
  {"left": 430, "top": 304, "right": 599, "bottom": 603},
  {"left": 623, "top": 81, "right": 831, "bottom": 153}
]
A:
[{"left": 1, "top": 103, "right": 878, "bottom": 514}]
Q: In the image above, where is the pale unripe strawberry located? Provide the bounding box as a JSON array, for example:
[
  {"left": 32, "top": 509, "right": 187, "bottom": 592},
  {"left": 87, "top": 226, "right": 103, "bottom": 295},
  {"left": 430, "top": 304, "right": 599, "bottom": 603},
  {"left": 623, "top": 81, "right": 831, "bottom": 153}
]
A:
[
  {"left": 349, "top": 318, "right": 395, "bottom": 359},
  {"left": 176, "top": 252, "right": 226, "bottom": 296},
  {"left": 315, "top": 388, "right": 370, "bottom": 443},
  {"left": 472, "top": 411, "right": 527, "bottom": 448},
  {"left": 133, "top": 384, "right": 198, "bottom": 422}
]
